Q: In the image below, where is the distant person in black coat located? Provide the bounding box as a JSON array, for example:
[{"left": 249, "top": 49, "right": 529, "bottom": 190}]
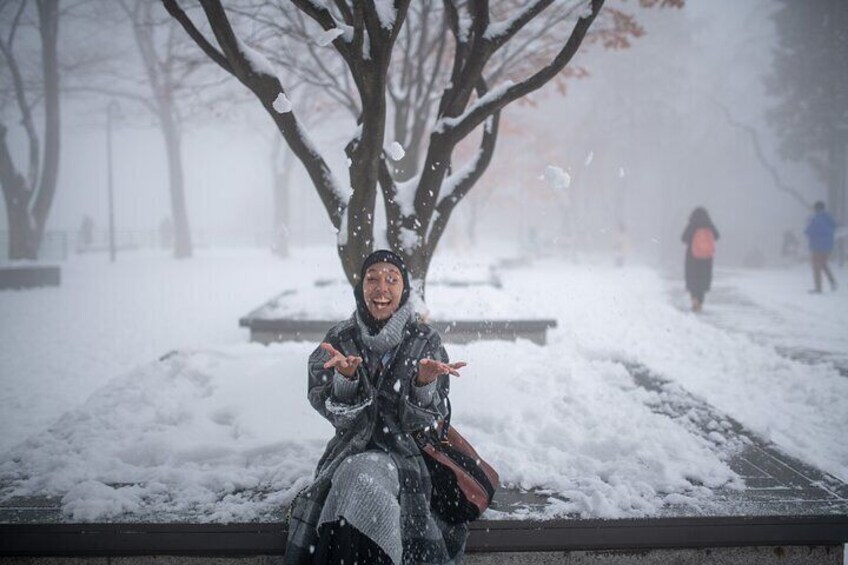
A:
[{"left": 682, "top": 207, "right": 720, "bottom": 313}]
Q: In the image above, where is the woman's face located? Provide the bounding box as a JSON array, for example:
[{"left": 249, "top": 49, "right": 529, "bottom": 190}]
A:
[{"left": 363, "top": 262, "right": 404, "bottom": 320}]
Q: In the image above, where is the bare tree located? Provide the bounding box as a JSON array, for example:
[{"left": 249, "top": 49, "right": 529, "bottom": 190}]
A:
[
  {"left": 63, "top": 0, "right": 236, "bottom": 259},
  {"left": 0, "top": 0, "right": 60, "bottom": 260},
  {"left": 119, "top": 0, "right": 195, "bottom": 258},
  {"left": 163, "top": 0, "right": 614, "bottom": 298}
]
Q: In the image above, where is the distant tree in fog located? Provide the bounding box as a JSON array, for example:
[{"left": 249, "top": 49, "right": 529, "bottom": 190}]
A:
[
  {"left": 119, "top": 0, "right": 197, "bottom": 258},
  {"left": 87, "top": 0, "right": 235, "bottom": 259},
  {"left": 163, "top": 0, "right": 679, "bottom": 297},
  {"left": 764, "top": 0, "right": 848, "bottom": 226},
  {"left": 0, "top": 0, "right": 60, "bottom": 260},
  {"left": 61, "top": 0, "right": 239, "bottom": 259}
]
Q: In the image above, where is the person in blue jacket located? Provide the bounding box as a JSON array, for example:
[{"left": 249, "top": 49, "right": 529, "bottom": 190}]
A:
[{"left": 804, "top": 201, "right": 838, "bottom": 293}]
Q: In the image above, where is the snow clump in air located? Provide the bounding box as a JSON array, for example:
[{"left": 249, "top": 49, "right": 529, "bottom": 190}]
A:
[
  {"left": 543, "top": 165, "right": 571, "bottom": 190},
  {"left": 387, "top": 142, "right": 406, "bottom": 161},
  {"left": 273, "top": 93, "right": 292, "bottom": 114},
  {"left": 399, "top": 227, "right": 419, "bottom": 251}
]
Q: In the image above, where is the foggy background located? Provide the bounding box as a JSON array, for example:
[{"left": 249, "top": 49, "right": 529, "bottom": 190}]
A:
[{"left": 0, "top": 0, "right": 836, "bottom": 270}]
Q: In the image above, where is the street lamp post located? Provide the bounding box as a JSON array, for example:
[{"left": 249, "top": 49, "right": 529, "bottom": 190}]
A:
[{"left": 106, "top": 101, "right": 119, "bottom": 263}]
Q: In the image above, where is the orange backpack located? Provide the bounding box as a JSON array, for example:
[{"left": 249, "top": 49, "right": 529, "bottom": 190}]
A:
[{"left": 691, "top": 227, "right": 715, "bottom": 259}]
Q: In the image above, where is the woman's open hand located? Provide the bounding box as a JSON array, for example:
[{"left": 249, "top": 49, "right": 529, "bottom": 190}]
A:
[
  {"left": 416, "top": 358, "right": 466, "bottom": 386},
  {"left": 321, "top": 342, "right": 363, "bottom": 379}
]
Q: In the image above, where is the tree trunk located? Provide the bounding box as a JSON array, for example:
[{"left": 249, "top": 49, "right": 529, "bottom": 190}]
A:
[
  {"left": 0, "top": 0, "right": 61, "bottom": 261},
  {"left": 32, "top": 0, "right": 61, "bottom": 237},
  {"left": 338, "top": 172, "right": 377, "bottom": 286},
  {"left": 337, "top": 64, "right": 390, "bottom": 286},
  {"left": 0, "top": 125, "right": 37, "bottom": 260},
  {"left": 5, "top": 189, "right": 39, "bottom": 260},
  {"left": 160, "top": 107, "right": 192, "bottom": 259}
]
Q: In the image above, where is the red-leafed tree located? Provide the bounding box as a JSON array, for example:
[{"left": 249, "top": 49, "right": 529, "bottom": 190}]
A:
[{"left": 163, "top": 0, "right": 678, "bottom": 298}]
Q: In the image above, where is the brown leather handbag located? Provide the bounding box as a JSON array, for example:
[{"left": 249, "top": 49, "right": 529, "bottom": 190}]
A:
[{"left": 416, "top": 398, "right": 499, "bottom": 524}]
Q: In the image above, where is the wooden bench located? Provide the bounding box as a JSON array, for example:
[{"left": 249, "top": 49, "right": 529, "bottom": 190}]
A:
[
  {"left": 240, "top": 316, "right": 558, "bottom": 346},
  {"left": 0, "top": 265, "right": 60, "bottom": 290}
]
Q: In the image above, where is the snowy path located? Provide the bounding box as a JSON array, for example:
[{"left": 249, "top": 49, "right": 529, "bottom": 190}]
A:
[
  {"left": 1, "top": 249, "right": 846, "bottom": 522},
  {"left": 687, "top": 266, "right": 848, "bottom": 378}
]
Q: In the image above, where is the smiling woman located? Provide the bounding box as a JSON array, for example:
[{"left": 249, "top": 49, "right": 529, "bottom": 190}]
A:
[
  {"left": 358, "top": 252, "right": 410, "bottom": 324},
  {"left": 363, "top": 263, "right": 403, "bottom": 318},
  {"left": 285, "top": 250, "right": 470, "bottom": 565}
]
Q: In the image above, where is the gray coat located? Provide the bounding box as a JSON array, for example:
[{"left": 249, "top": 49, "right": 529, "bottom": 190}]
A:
[{"left": 285, "top": 315, "right": 468, "bottom": 564}]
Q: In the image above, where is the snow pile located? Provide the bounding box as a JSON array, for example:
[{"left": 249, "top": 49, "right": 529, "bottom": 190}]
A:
[
  {"left": 1, "top": 346, "right": 322, "bottom": 522},
  {"left": 0, "top": 248, "right": 341, "bottom": 454},
  {"left": 499, "top": 260, "right": 848, "bottom": 483},
  {"left": 450, "top": 341, "right": 739, "bottom": 518}
]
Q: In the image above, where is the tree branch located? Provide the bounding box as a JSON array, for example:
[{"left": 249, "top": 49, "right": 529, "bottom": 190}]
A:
[
  {"left": 161, "top": 0, "right": 233, "bottom": 74},
  {"left": 707, "top": 92, "right": 811, "bottom": 209},
  {"left": 333, "top": 0, "right": 353, "bottom": 25},
  {"left": 485, "top": 0, "right": 554, "bottom": 49},
  {"left": 7, "top": 0, "right": 27, "bottom": 48},
  {"left": 0, "top": 4, "right": 40, "bottom": 192},
  {"left": 61, "top": 85, "right": 157, "bottom": 112},
  {"left": 165, "top": 0, "right": 347, "bottom": 228},
  {"left": 32, "top": 0, "right": 60, "bottom": 229},
  {"left": 289, "top": 0, "right": 358, "bottom": 71},
  {"left": 428, "top": 86, "right": 500, "bottom": 250},
  {"left": 444, "top": 0, "right": 603, "bottom": 142}
]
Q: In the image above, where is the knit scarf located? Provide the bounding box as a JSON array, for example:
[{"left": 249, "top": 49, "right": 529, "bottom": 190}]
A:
[{"left": 354, "top": 301, "right": 415, "bottom": 354}]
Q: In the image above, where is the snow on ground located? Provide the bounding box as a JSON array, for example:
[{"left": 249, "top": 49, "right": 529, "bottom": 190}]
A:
[
  {"left": 0, "top": 248, "right": 340, "bottom": 455},
  {"left": 0, "top": 246, "right": 846, "bottom": 522},
  {"left": 494, "top": 259, "right": 848, "bottom": 485},
  {"left": 703, "top": 265, "right": 848, "bottom": 362}
]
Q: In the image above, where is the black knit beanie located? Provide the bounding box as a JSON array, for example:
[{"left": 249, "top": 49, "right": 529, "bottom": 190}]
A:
[{"left": 354, "top": 249, "right": 411, "bottom": 334}]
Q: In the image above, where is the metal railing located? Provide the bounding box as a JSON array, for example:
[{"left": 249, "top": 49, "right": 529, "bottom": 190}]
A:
[{"left": 0, "top": 229, "right": 276, "bottom": 263}]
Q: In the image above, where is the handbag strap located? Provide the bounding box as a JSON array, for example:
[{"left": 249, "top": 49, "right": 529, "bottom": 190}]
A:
[{"left": 438, "top": 395, "right": 452, "bottom": 442}]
